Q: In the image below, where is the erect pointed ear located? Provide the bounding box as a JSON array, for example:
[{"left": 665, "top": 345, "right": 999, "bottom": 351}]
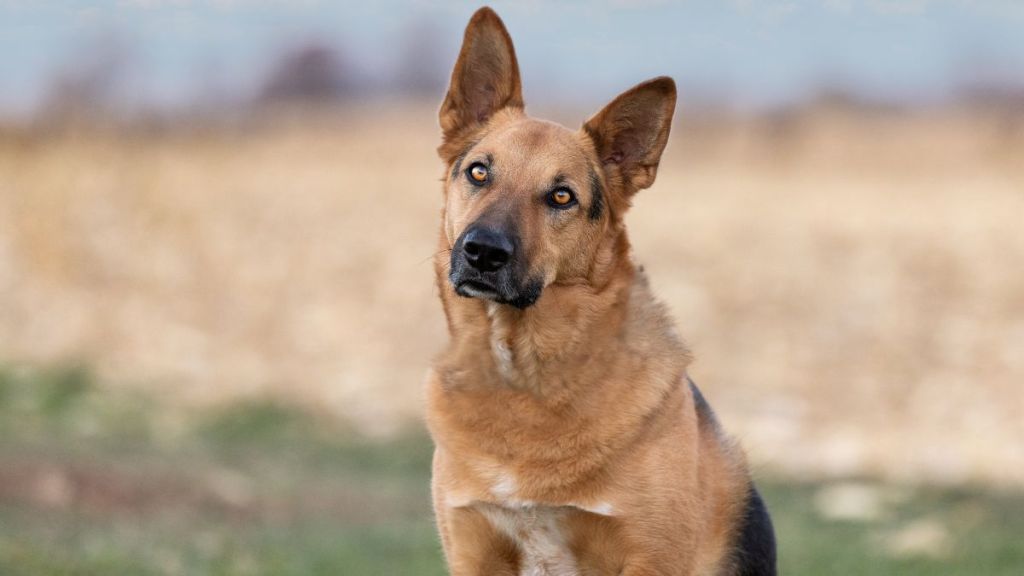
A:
[
  {"left": 583, "top": 77, "right": 676, "bottom": 194},
  {"left": 439, "top": 7, "right": 523, "bottom": 142}
]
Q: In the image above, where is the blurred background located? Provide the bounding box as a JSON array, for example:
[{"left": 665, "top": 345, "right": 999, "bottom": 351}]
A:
[{"left": 1, "top": 1, "right": 1022, "bottom": 574}]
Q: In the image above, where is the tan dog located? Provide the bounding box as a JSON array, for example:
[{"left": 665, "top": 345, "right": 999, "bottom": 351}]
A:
[{"left": 425, "top": 7, "right": 776, "bottom": 575}]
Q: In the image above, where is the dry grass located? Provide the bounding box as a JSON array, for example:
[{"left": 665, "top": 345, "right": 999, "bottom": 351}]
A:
[{"left": 1, "top": 102, "right": 1022, "bottom": 485}]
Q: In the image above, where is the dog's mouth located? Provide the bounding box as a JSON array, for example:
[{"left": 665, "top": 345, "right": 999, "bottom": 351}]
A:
[
  {"left": 451, "top": 275, "right": 544, "bottom": 309},
  {"left": 455, "top": 280, "right": 500, "bottom": 300}
]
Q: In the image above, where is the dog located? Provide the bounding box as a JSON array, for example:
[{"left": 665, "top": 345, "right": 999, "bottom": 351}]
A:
[{"left": 425, "top": 7, "right": 777, "bottom": 575}]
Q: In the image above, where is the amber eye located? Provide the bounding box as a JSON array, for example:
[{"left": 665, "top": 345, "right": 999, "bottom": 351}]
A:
[
  {"left": 467, "top": 163, "right": 488, "bottom": 185},
  {"left": 547, "top": 188, "right": 577, "bottom": 209}
]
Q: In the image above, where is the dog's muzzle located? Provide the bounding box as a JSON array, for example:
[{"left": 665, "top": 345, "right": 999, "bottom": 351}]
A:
[{"left": 449, "top": 226, "right": 542, "bottom": 309}]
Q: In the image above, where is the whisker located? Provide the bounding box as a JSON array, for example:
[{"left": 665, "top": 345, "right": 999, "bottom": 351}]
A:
[{"left": 418, "top": 248, "right": 451, "bottom": 266}]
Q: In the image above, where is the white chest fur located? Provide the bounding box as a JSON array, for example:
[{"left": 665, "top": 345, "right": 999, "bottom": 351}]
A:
[
  {"left": 442, "top": 468, "right": 614, "bottom": 574},
  {"left": 479, "top": 503, "right": 579, "bottom": 576}
]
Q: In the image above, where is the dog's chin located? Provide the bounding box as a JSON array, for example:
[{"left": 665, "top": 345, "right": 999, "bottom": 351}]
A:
[{"left": 452, "top": 279, "right": 542, "bottom": 309}]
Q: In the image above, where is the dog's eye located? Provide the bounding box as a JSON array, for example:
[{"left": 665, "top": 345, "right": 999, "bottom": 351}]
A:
[
  {"left": 466, "top": 163, "right": 489, "bottom": 185},
  {"left": 546, "top": 188, "right": 577, "bottom": 209}
]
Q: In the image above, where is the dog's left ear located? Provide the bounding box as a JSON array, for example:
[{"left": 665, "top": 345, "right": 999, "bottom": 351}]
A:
[
  {"left": 439, "top": 7, "right": 523, "bottom": 144},
  {"left": 583, "top": 77, "right": 676, "bottom": 195}
]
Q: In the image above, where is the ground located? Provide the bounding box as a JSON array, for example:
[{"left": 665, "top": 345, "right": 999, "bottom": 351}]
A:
[
  {"left": 1, "top": 102, "right": 1023, "bottom": 573},
  {"left": 1, "top": 365, "right": 1022, "bottom": 575}
]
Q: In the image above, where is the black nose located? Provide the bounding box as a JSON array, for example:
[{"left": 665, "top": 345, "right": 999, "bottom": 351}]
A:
[{"left": 462, "top": 227, "right": 513, "bottom": 272}]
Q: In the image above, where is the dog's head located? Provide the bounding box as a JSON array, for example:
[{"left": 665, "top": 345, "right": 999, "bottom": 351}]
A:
[{"left": 438, "top": 7, "right": 675, "bottom": 309}]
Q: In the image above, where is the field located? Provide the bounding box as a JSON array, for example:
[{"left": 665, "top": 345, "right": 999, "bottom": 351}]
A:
[
  {"left": 1, "top": 365, "right": 1023, "bottom": 575},
  {"left": 1, "top": 101, "right": 1023, "bottom": 572}
]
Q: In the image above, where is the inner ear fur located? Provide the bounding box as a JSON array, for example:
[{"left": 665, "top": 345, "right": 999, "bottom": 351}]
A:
[
  {"left": 439, "top": 7, "right": 523, "bottom": 151},
  {"left": 583, "top": 77, "right": 676, "bottom": 195}
]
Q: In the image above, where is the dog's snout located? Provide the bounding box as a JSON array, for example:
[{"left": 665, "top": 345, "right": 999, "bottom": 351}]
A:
[{"left": 462, "top": 227, "right": 513, "bottom": 272}]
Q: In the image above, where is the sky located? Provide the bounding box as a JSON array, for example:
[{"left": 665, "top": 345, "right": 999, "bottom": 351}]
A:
[{"left": 1, "top": 0, "right": 1023, "bottom": 118}]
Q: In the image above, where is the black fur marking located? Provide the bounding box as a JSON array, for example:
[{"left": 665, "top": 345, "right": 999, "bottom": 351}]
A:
[
  {"left": 734, "top": 485, "right": 778, "bottom": 576},
  {"left": 588, "top": 167, "right": 604, "bottom": 220},
  {"left": 450, "top": 151, "right": 468, "bottom": 181},
  {"left": 687, "top": 378, "right": 720, "bottom": 430}
]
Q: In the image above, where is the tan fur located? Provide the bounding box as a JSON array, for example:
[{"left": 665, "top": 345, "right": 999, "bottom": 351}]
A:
[{"left": 426, "top": 8, "right": 758, "bottom": 575}]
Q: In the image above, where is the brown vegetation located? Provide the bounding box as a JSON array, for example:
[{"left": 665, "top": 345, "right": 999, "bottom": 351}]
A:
[{"left": 1, "top": 103, "right": 1021, "bottom": 485}]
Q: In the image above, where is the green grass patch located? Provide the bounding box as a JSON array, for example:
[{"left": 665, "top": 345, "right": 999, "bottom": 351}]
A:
[{"left": 763, "top": 482, "right": 1024, "bottom": 575}]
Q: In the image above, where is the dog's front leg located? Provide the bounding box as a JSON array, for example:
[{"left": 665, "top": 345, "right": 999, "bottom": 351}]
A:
[
  {"left": 620, "top": 561, "right": 695, "bottom": 576},
  {"left": 432, "top": 450, "right": 519, "bottom": 574},
  {"left": 439, "top": 505, "right": 521, "bottom": 576},
  {"left": 618, "top": 546, "right": 698, "bottom": 576}
]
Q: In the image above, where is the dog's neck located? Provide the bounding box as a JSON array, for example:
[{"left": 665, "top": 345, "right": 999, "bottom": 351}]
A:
[
  {"left": 479, "top": 274, "right": 631, "bottom": 391},
  {"left": 437, "top": 228, "right": 688, "bottom": 397}
]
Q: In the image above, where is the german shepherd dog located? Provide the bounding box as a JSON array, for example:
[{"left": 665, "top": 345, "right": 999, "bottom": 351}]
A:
[{"left": 425, "top": 7, "right": 776, "bottom": 575}]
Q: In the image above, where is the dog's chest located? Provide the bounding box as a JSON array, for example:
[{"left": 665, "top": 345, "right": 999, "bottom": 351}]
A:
[{"left": 478, "top": 504, "right": 579, "bottom": 576}]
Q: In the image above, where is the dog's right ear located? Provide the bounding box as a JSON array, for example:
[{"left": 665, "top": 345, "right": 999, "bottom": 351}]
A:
[{"left": 439, "top": 7, "right": 523, "bottom": 146}]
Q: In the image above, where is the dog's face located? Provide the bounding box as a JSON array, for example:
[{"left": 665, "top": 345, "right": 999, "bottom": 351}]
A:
[
  {"left": 443, "top": 116, "right": 606, "bottom": 308},
  {"left": 438, "top": 8, "right": 675, "bottom": 309}
]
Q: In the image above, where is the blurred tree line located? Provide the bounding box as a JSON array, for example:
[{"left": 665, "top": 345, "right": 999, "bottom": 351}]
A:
[
  {"left": 19, "top": 20, "right": 1024, "bottom": 130},
  {"left": 30, "top": 20, "right": 449, "bottom": 128}
]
